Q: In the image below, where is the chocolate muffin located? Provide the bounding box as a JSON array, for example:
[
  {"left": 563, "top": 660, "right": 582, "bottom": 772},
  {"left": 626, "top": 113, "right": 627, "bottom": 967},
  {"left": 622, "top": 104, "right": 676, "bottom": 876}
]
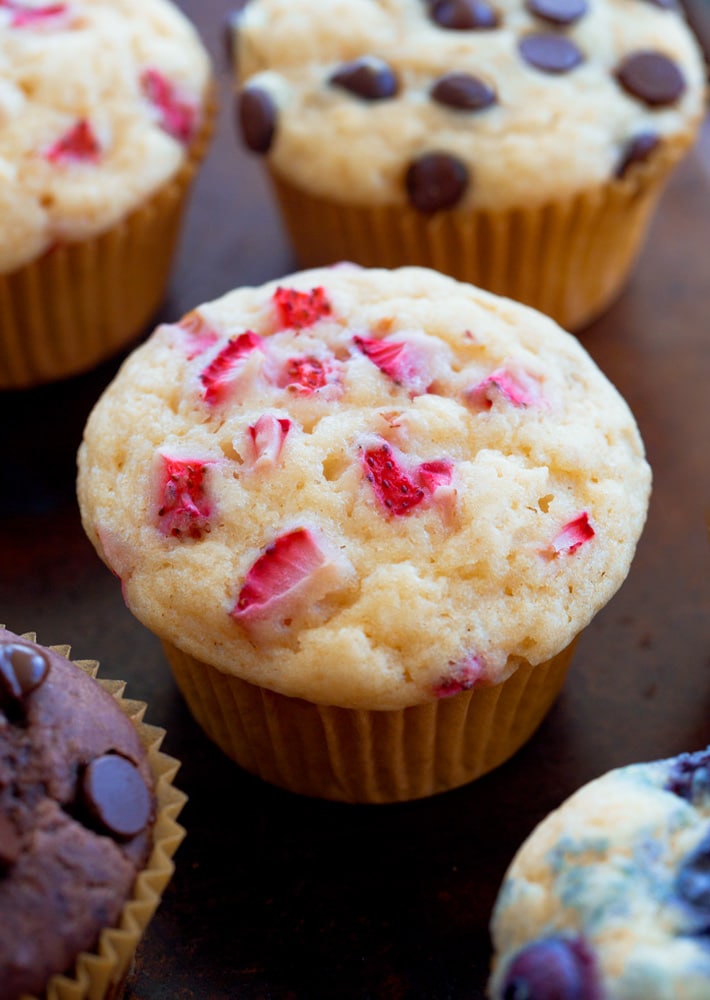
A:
[{"left": 0, "top": 628, "right": 156, "bottom": 1000}]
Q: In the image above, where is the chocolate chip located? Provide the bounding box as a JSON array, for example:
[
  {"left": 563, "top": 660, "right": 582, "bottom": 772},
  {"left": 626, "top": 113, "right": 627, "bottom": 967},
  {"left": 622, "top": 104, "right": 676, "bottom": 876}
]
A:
[
  {"left": 238, "top": 86, "right": 277, "bottom": 154},
  {"left": 429, "top": 0, "right": 499, "bottom": 30},
  {"left": 431, "top": 72, "right": 497, "bottom": 111},
  {"left": 0, "top": 641, "right": 50, "bottom": 710},
  {"left": 330, "top": 57, "right": 399, "bottom": 101},
  {"left": 615, "top": 131, "right": 661, "bottom": 178},
  {"left": 616, "top": 51, "right": 686, "bottom": 107},
  {"left": 519, "top": 33, "right": 584, "bottom": 73},
  {"left": 406, "top": 153, "right": 469, "bottom": 212},
  {"left": 80, "top": 754, "right": 152, "bottom": 841},
  {"left": 526, "top": 0, "right": 588, "bottom": 25},
  {"left": 0, "top": 814, "right": 20, "bottom": 871}
]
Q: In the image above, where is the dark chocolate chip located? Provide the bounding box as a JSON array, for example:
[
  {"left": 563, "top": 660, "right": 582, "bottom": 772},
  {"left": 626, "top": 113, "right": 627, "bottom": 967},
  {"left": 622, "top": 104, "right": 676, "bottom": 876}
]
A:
[
  {"left": 222, "top": 2, "right": 251, "bottom": 71},
  {"left": 330, "top": 57, "right": 399, "bottom": 101},
  {"left": 0, "top": 641, "right": 50, "bottom": 709},
  {"left": 80, "top": 754, "right": 152, "bottom": 841},
  {"left": 675, "top": 829, "right": 710, "bottom": 934},
  {"left": 519, "top": 33, "right": 584, "bottom": 73},
  {"left": 615, "top": 131, "right": 661, "bottom": 178},
  {"left": 526, "top": 0, "right": 588, "bottom": 25},
  {"left": 431, "top": 72, "right": 497, "bottom": 111},
  {"left": 616, "top": 51, "right": 686, "bottom": 107},
  {"left": 0, "top": 814, "right": 21, "bottom": 871},
  {"left": 429, "top": 0, "right": 499, "bottom": 30},
  {"left": 238, "top": 86, "right": 277, "bottom": 154},
  {"left": 665, "top": 747, "right": 710, "bottom": 801},
  {"left": 406, "top": 152, "right": 469, "bottom": 212}
]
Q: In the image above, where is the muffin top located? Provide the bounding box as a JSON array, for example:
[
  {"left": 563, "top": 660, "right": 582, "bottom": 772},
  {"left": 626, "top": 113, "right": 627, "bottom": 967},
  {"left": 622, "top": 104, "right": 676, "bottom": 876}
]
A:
[
  {"left": 233, "top": 0, "right": 705, "bottom": 212},
  {"left": 0, "top": 0, "right": 211, "bottom": 274},
  {"left": 77, "top": 265, "right": 650, "bottom": 710},
  {"left": 489, "top": 748, "right": 710, "bottom": 1000},
  {"left": 0, "top": 628, "right": 155, "bottom": 1000}
]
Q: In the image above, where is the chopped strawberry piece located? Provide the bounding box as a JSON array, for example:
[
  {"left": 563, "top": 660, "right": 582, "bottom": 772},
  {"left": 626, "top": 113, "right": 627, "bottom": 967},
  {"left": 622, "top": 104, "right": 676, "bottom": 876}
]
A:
[
  {"left": 156, "top": 456, "right": 213, "bottom": 540},
  {"left": 44, "top": 119, "right": 101, "bottom": 164},
  {"left": 249, "top": 414, "right": 291, "bottom": 468},
  {"left": 273, "top": 286, "right": 332, "bottom": 330},
  {"left": 433, "top": 655, "right": 484, "bottom": 698},
  {"left": 353, "top": 334, "right": 432, "bottom": 395},
  {"left": 362, "top": 442, "right": 425, "bottom": 517},
  {"left": 548, "top": 512, "right": 595, "bottom": 556},
  {"left": 3, "top": 1, "right": 68, "bottom": 27},
  {"left": 231, "top": 527, "right": 350, "bottom": 630},
  {"left": 141, "top": 67, "right": 197, "bottom": 144},
  {"left": 176, "top": 311, "right": 220, "bottom": 360},
  {"left": 281, "top": 356, "right": 330, "bottom": 395},
  {"left": 418, "top": 460, "right": 454, "bottom": 493},
  {"left": 199, "top": 331, "right": 264, "bottom": 404},
  {"left": 467, "top": 367, "right": 543, "bottom": 410},
  {"left": 362, "top": 440, "right": 455, "bottom": 518}
]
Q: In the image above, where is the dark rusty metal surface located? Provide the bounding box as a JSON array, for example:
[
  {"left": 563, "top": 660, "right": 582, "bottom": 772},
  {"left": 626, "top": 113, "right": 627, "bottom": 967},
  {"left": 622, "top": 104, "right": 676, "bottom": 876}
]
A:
[{"left": 0, "top": 2, "right": 708, "bottom": 997}]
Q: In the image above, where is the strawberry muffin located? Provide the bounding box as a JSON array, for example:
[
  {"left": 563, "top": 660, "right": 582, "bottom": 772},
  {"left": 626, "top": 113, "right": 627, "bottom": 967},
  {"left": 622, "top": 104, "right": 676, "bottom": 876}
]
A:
[
  {"left": 489, "top": 747, "right": 710, "bottom": 999},
  {"left": 0, "top": 0, "right": 213, "bottom": 389},
  {"left": 77, "top": 264, "right": 651, "bottom": 802},
  {"left": 231, "top": 0, "right": 705, "bottom": 330},
  {"left": 0, "top": 627, "right": 186, "bottom": 1000}
]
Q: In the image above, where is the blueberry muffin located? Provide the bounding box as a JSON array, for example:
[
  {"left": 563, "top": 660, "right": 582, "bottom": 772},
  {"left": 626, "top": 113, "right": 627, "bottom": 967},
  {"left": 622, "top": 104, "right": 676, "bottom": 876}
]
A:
[
  {"left": 231, "top": 0, "right": 705, "bottom": 330},
  {"left": 489, "top": 747, "right": 710, "bottom": 999},
  {"left": 77, "top": 264, "right": 651, "bottom": 802}
]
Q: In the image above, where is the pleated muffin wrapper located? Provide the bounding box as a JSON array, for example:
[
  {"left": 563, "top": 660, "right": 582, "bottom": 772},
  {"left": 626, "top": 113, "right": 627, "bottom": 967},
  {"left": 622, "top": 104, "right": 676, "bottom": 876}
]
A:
[
  {"left": 0, "top": 86, "right": 216, "bottom": 392},
  {"left": 162, "top": 637, "right": 577, "bottom": 805},
  {"left": 15, "top": 635, "right": 188, "bottom": 1000},
  {"left": 268, "top": 131, "right": 691, "bottom": 334}
]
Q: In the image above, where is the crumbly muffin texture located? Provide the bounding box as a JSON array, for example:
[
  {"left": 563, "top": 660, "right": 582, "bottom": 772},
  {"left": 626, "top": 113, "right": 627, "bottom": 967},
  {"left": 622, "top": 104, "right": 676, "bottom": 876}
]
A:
[
  {"left": 0, "top": 0, "right": 211, "bottom": 274},
  {"left": 0, "top": 629, "right": 155, "bottom": 1000},
  {"left": 489, "top": 748, "right": 710, "bottom": 999},
  {"left": 234, "top": 0, "right": 705, "bottom": 211},
  {"left": 77, "top": 265, "right": 650, "bottom": 710}
]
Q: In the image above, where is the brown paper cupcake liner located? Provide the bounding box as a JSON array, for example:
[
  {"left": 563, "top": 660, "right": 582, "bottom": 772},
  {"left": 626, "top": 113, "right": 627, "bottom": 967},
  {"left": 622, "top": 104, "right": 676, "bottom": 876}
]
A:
[
  {"left": 268, "top": 136, "right": 688, "bottom": 332},
  {"left": 162, "top": 637, "right": 577, "bottom": 804},
  {"left": 0, "top": 87, "right": 216, "bottom": 391},
  {"left": 13, "top": 635, "right": 187, "bottom": 1000}
]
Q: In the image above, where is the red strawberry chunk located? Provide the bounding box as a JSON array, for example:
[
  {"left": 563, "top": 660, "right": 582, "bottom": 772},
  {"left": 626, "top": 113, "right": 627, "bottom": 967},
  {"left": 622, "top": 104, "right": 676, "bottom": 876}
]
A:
[
  {"left": 199, "top": 331, "right": 264, "bottom": 404},
  {"left": 44, "top": 119, "right": 101, "bottom": 165},
  {"left": 362, "top": 441, "right": 455, "bottom": 518},
  {"left": 249, "top": 414, "right": 291, "bottom": 467},
  {"left": 282, "top": 355, "right": 331, "bottom": 395},
  {"left": 232, "top": 527, "right": 327, "bottom": 622},
  {"left": 353, "top": 335, "right": 431, "bottom": 395},
  {"left": 141, "top": 68, "right": 197, "bottom": 144},
  {"left": 156, "top": 456, "right": 213, "bottom": 540},
  {"left": 176, "top": 311, "right": 220, "bottom": 360},
  {"left": 549, "top": 512, "right": 595, "bottom": 556},
  {"left": 467, "top": 367, "right": 543, "bottom": 410},
  {"left": 418, "top": 460, "right": 454, "bottom": 493},
  {"left": 273, "top": 286, "right": 332, "bottom": 330},
  {"left": 433, "top": 655, "right": 484, "bottom": 698},
  {"left": 3, "top": 1, "right": 68, "bottom": 27}
]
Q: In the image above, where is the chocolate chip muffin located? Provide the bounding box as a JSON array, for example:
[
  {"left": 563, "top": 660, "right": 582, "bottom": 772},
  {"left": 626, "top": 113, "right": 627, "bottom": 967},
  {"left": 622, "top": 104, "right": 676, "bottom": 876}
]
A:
[
  {"left": 77, "top": 264, "right": 651, "bottom": 802},
  {"left": 0, "top": 0, "right": 214, "bottom": 388},
  {"left": 489, "top": 747, "right": 710, "bottom": 999},
  {"left": 0, "top": 628, "right": 185, "bottom": 1000},
  {"left": 231, "top": 0, "right": 705, "bottom": 330}
]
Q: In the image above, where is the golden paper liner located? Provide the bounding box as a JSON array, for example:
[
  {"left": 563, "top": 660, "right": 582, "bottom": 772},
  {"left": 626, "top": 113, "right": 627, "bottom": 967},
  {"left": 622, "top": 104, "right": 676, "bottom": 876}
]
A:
[
  {"left": 0, "top": 88, "right": 216, "bottom": 390},
  {"left": 162, "top": 637, "right": 577, "bottom": 804},
  {"left": 268, "top": 134, "right": 690, "bottom": 332},
  {"left": 12, "top": 634, "right": 187, "bottom": 1000}
]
